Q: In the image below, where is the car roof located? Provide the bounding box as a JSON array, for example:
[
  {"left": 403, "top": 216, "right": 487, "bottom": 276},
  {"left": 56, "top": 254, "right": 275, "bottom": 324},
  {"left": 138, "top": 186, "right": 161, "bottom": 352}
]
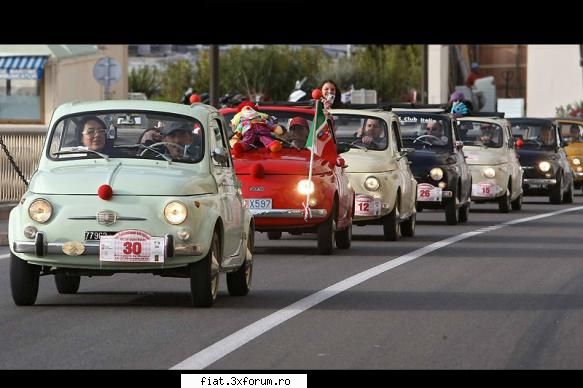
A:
[
  {"left": 220, "top": 105, "right": 315, "bottom": 115},
  {"left": 458, "top": 116, "right": 509, "bottom": 125},
  {"left": 508, "top": 117, "right": 554, "bottom": 125},
  {"left": 329, "top": 108, "right": 398, "bottom": 121}
]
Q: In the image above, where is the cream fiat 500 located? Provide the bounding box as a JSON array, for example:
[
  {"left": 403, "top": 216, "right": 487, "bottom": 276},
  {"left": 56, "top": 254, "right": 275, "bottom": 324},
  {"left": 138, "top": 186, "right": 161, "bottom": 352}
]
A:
[
  {"left": 9, "top": 100, "right": 254, "bottom": 307},
  {"left": 330, "top": 108, "right": 417, "bottom": 240},
  {"left": 457, "top": 115, "right": 523, "bottom": 212}
]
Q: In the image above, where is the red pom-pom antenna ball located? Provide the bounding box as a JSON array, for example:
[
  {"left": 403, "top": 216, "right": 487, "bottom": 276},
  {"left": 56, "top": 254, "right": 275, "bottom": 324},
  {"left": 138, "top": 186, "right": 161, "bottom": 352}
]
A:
[
  {"left": 311, "top": 89, "right": 323, "bottom": 100},
  {"left": 98, "top": 184, "right": 113, "bottom": 200},
  {"left": 189, "top": 93, "right": 201, "bottom": 103}
]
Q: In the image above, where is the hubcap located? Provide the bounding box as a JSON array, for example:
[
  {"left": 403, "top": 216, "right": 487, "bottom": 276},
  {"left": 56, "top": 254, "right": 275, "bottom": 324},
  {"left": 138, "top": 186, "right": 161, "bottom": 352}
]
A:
[{"left": 210, "top": 248, "right": 219, "bottom": 299}]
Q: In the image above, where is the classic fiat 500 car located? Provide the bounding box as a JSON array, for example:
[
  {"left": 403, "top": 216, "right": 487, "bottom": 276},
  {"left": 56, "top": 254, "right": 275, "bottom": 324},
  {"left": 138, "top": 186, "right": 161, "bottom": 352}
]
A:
[
  {"left": 509, "top": 117, "right": 574, "bottom": 204},
  {"left": 330, "top": 108, "right": 417, "bottom": 240},
  {"left": 457, "top": 115, "right": 523, "bottom": 212},
  {"left": 394, "top": 109, "right": 472, "bottom": 225},
  {"left": 555, "top": 118, "right": 583, "bottom": 191},
  {"left": 9, "top": 100, "right": 254, "bottom": 307},
  {"left": 220, "top": 103, "right": 354, "bottom": 255}
]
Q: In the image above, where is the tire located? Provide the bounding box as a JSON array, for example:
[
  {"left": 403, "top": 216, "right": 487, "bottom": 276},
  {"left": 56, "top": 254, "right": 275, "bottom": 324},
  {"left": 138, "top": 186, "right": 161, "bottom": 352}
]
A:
[
  {"left": 317, "top": 202, "right": 336, "bottom": 255},
  {"left": 563, "top": 180, "right": 574, "bottom": 203},
  {"left": 511, "top": 193, "right": 523, "bottom": 210},
  {"left": 54, "top": 273, "right": 81, "bottom": 294},
  {"left": 498, "top": 189, "right": 511, "bottom": 213},
  {"left": 458, "top": 201, "right": 470, "bottom": 223},
  {"left": 267, "top": 231, "right": 282, "bottom": 240},
  {"left": 445, "top": 196, "right": 458, "bottom": 225},
  {"left": 10, "top": 254, "right": 40, "bottom": 306},
  {"left": 383, "top": 199, "right": 400, "bottom": 241},
  {"left": 190, "top": 232, "right": 221, "bottom": 307},
  {"left": 335, "top": 222, "right": 352, "bottom": 249},
  {"left": 549, "top": 175, "right": 563, "bottom": 204},
  {"left": 227, "top": 226, "right": 254, "bottom": 296},
  {"left": 401, "top": 212, "right": 416, "bottom": 237}
]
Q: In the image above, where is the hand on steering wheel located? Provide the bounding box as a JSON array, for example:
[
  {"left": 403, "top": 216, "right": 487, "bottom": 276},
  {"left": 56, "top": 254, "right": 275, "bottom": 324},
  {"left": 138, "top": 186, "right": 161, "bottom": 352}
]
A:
[
  {"left": 139, "top": 142, "right": 185, "bottom": 157},
  {"left": 413, "top": 134, "right": 440, "bottom": 146}
]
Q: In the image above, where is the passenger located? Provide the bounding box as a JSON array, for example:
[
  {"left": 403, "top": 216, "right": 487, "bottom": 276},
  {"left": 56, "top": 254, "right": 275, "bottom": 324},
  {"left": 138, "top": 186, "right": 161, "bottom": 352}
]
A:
[
  {"left": 79, "top": 116, "right": 111, "bottom": 153},
  {"left": 319, "top": 79, "right": 343, "bottom": 110},
  {"left": 569, "top": 124, "right": 581, "bottom": 142}
]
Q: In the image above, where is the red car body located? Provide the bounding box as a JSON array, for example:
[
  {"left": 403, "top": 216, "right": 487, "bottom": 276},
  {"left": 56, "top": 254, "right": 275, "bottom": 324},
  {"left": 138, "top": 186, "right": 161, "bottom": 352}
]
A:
[{"left": 220, "top": 105, "right": 354, "bottom": 254}]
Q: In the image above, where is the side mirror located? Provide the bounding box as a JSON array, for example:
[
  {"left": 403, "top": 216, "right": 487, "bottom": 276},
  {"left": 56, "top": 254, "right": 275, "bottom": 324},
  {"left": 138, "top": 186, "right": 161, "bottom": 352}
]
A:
[
  {"left": 562, "top": 139, "right": 571, "bottom": 147},
  {"left": 336, "top": 157, "right": 347, "bottom": 168},
  {"left": 212, "top": 147, "right": 229, "bottom": 166},
  {"left": 397, "top": 148, "right": 414, "bottom": 161},
  {"left": 515, "top": 138, "right": 524, "bottom": 149},
  {"left": 455, "top": 140, "right": 464, "bottom": 150},
  {"left": 336, "top": 143, "right": 351, "bottom": 154}
]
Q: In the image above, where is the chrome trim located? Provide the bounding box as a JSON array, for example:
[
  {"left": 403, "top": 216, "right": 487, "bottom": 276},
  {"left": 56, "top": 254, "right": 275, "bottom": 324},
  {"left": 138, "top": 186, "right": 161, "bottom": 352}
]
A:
[
  {"left": 524, "top": 178, "right": 556, "bottom": 185},
  {"left": 250, "top": 208, "right": 328, "bottom": 218},
  {"left": 68, "top": 216, "right": 147, "bottom": 221}
]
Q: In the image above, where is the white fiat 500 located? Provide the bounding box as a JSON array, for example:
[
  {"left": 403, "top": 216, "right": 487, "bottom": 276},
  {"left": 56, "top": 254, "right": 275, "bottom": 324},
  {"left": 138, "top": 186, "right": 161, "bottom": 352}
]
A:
[
  {"left": 9, "top": 100, "right": 254, "bottom": 307},
  {"left": 330, "top": 108, "right": 417, "bottom": 240},
  {"left": 457, "top": 115, "right": 523, "bottom": 212}
]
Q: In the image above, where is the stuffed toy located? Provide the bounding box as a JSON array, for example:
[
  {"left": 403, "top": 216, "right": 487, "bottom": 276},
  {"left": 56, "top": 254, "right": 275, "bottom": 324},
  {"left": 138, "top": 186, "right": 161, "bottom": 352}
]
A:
[{"left": 230, "top": 102, "right": 283, "bottom": 156}]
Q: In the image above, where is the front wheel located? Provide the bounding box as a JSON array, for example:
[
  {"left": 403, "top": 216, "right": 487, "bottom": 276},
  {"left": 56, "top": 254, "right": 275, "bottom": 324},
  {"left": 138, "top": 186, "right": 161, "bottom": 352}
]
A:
[
  {"left": 190, "top": 232, "right": 221, "bottom": 307},
  {"left": 10, "top": 254, "right": 40, "bottom": 306},
  {"left": 511, "top": 192, "right": 523, "bottom": 210},
  {"left": 335, "top": 222, "right": 352, "bottom": 249},
  {"left": 267, "top": 231, "right": 282, "bottom": 240},
  {"left": 563, "top": 179, "right": 574, "bottom": 203},
  {"left": 549, "top": 175, "right": 563, "bottom": 204},
  {"left": 401, "top": 212, "right": 416, "bottom": 237},
  {"left": 317, "top": 203, "right": 336, "bottom": 255},
  {"left": 498, "top": 189, "right": 511, "bottom": 213},
  {"left": 383, "top": 200, "right": 400, "bottom": 241},
  {"left": 445, "top": 196, "right": 458, "bottom": 225}
]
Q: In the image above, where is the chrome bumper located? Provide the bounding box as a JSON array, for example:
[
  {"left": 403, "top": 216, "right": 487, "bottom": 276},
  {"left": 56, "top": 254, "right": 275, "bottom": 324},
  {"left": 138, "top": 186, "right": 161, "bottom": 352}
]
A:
[
  {"left": 250, "top": 208, "right": 328, "bottom": 218},
  {"left": 524, "top": 178, "right": 557, "bottom": 185},
  {"left": 12, "top": 232, "right": 202, "bottom": 257}
]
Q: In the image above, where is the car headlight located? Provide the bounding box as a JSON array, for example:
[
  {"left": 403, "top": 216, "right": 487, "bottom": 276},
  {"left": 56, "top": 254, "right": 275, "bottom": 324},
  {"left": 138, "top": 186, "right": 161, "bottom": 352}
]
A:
[
  {"left": 164, "top": 201, "right": 187, "bottom": 225},
  {"left": 364, "top": 176, "right": 380, "bottom": 191},
  {"left": 538, "top": 161, "right": 551, "bottom": 172},
  {"left": 429, "top": 167, "right": 444, "bottom": 181},
  {"left": 28, "top": 198, "right": 53, "bottom": 223},
  {"left": 297, "top": 179, "right": 315, "bottom": 195},
  {"left": 483, "top": 167, "right": 496, "bottom": 179},
  {"left": 573, "top": 158, "right": 581, "bottom": 166}
]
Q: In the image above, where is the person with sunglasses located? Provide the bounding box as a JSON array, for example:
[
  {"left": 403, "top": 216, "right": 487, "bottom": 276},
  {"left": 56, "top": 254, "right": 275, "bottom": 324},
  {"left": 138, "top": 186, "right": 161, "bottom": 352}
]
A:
[{"left": 79, "top": 116, "right": 110, "bottom": 152}]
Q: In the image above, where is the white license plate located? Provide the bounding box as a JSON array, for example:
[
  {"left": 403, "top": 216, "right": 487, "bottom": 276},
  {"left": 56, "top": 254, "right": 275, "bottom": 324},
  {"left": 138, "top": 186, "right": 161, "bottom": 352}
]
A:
[
  {"left": 246, "top": 198, "right": 272, "bottom": 209},
  {"left": 417, "top": 184, "right": 442, "bottom": 202},
  {"left": 472, "top": 183, "right": 497, "bottom": 197},
  {"left": 99, "top": 230, "right": 165, "bottom": 263},
  {"left": 355, "top": 194, "right": 381, "bottom": 216}
]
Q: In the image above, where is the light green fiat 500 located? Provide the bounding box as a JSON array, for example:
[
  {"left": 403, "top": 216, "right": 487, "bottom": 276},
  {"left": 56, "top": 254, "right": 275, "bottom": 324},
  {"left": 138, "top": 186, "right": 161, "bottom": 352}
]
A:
[
  {"left": 457, "top": 115, "right": 523, "bottom": 212},
  {"left": 9, "top": 100, "right": 254, "bottom": 307},
  {"left": 330, "top": 108, "right": 417, "bottom": 240}
]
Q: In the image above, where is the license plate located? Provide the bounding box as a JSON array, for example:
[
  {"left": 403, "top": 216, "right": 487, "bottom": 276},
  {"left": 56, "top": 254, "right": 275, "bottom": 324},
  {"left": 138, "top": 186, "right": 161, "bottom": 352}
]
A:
[
  {"left": 355, "top": 194, "right": 381, "bottom": 216},
  {"left": 84, "top": 231, "right": 118, "bottom": 241},
  {"left": 99, "top": 230, "right": 165, "bottom": 263},
  {"left": 245, "top": 198, "right": 272, "bottom": 209},
  {"left": 417, "top": 183, "right": 443, "bottom": 202},
  {"left": 472, "top": 182, "right": 497, "bottom": 197}
]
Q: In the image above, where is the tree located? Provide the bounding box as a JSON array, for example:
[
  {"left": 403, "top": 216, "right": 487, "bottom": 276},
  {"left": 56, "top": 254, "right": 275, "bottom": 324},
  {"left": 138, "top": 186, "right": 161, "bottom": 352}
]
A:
[
  {"left": 157, "top": 59, "right": 195, "bottom": 102},
  {"left": 128, "top": 66, "right": 161, "bottom": 99}
]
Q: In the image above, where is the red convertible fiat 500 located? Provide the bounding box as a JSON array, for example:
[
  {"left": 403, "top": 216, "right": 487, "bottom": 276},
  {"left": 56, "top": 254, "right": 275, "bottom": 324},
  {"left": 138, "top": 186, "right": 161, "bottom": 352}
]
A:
[{"left": 220, "top": 103, "right": 354, "bottom": 254}]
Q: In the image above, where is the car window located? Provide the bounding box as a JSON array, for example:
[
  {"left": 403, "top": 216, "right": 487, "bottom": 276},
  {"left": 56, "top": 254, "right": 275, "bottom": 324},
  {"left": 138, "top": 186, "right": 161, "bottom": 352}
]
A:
[
  {"left": 510, "top": 121, "right": 557, "bottom": 149},
  {"left": 48, "top": 111, "right": 204, "bottom": 163},
  {"left": 559, "top": 123, "right": 583, "bottom": 143},
  {"left": 458, "top": 120, "right": 504, "bottom": 148},
  {"left": 332, "top": 114, "right": 388, "bottom": 151},
  {"left": 396, "top": 114, "right": 452, "bottom": 149}
]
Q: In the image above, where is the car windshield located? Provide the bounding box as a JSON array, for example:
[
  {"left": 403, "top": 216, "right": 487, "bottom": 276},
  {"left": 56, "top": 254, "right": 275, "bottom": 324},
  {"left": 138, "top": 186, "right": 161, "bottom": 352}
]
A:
[
  {"left": 222, "top": 109, "right": 315, "bottom": 150},
  {"left": 510, "top": 121, "right": 556, "bottom": 149},
  {"left": 48, "top": 111, "right": 204, "bottom": 163},
  {"left": 458, "top": 120, "right": 503, "bottom": 148},
  {"left": 558, "top": 122, "right": 583, "bottom": 144},
  {"left": 397, "top": 114, "right": 451, "bottom": 149},
  {"left": 332, "top": 114, "right": 388, "bottom": 151}
]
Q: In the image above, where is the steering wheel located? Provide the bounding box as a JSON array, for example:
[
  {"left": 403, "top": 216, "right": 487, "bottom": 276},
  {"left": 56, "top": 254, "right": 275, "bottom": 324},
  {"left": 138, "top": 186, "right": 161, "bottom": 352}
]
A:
[
  {"left": 413, "top": 134, "right": 441, "bottom": 146},
  {"left": 139, "top": 142, "right": 185, "bottom": 157}
]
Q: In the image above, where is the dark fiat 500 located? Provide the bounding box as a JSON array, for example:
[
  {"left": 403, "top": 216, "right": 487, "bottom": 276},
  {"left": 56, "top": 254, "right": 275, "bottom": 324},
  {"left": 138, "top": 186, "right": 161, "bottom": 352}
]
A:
[
  {"left": 395, "top": 110, "right": 472, "bottom": 225},
  {"left": 509, "top": 118, "right": 574, "bottom": 204}
]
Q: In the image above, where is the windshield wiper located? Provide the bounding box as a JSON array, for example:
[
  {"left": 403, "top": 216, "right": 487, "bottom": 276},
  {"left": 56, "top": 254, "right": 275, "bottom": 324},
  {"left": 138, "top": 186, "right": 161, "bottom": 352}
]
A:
[
  {"left": 53, "top": 147, "right": 109, "bottom": 161},
  {"left": 114, "top": 143, "right": 172, "bottom": 162},
  {"left": 339, "top": 141, "right": 368, "bottom": 151}
]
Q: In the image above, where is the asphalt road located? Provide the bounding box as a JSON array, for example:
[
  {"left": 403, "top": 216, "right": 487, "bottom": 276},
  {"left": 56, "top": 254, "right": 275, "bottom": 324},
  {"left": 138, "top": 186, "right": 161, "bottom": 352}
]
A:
[{"left": 2, "top": 195, "right": 583, "bottom": 370}]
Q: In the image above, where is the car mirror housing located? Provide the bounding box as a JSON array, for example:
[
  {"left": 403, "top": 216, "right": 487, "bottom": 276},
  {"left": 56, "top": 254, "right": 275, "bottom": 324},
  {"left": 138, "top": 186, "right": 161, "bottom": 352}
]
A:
[
  {"left": 336, "top": 143, "right": 351, "bottom": 154},
  {"left": 212, "top": 147, "right": 229, "bottom": 166}
]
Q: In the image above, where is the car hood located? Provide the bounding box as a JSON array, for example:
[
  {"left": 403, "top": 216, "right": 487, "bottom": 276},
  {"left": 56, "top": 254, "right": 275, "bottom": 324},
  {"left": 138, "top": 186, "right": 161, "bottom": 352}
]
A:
[
  {"left": 516, "top": 148, "right": 558, "bottom": 166},
  {"left": 234, "top": 152, "right": 331, "bottom": 175},
  {"left": 463, "top": 146, "right": 507, "bottom": 165},
  {"left": 408, "top": 150, "right": 457, "bottom": 177},
  {"left": 342, "top": 151, "right": 396, "bottom": 173},
  {"left": 30, "top": 162, "right": 216, "bottom": 196},
  {"left": 565, "top": 143, "right": 583, "bottom": 158}
]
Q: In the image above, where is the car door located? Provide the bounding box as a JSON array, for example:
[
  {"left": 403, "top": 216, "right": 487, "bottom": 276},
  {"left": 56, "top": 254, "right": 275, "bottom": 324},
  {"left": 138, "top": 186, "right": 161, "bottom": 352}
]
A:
[
  {"left": 209, "top": 115, "right": 244, "bottom": 262},
  {"left": 504, "top": 122, "right": 523, "bottom": 195},
  {"left": 391, "top": 118, "right": 415, "bottom": 213},
  {"left": 555, "top": 123, "right": 573, "bottom": 190}
]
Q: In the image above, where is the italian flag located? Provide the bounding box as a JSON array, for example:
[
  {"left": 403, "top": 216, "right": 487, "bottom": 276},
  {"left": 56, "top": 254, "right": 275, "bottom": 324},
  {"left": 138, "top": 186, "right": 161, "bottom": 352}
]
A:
[{"left": 305, "top": 99, "right": 327, "bottom": 152}]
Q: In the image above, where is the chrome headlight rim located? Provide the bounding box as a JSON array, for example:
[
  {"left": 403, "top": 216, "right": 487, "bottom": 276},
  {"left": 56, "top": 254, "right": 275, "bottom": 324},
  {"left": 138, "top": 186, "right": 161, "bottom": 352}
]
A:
[
  {"left": 28, "top": 198, "right": 53, "bottom": 224},
  {"left": 297, "top": 179, "right": 315, "bottom": 195},
  {"left": 364, "top": 176, "right": 381, "bottom": 191},
  {"left": 482, "top": 167, "right": 496, "bottom": 179},
  {"left": 572, "top": 158, "right": 581, "bottom": 166},
  {"left": 164, "top": 201, "right": 188, "bottom": 225},
  {"left": 538, "top": 161, "right": 552, "bottom": 173},
  {"left": 429, "top": 167, "right": 444, "bottom": 181}
]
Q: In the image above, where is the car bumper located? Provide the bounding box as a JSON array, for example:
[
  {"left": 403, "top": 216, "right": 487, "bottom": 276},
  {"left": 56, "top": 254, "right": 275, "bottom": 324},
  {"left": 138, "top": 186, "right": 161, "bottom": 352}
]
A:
[
  {"left": 523, "top": 178, "right": 557, "bottom": 186},
  {"left": 250, "top": 208, "right": 328, "bottom": 218}
]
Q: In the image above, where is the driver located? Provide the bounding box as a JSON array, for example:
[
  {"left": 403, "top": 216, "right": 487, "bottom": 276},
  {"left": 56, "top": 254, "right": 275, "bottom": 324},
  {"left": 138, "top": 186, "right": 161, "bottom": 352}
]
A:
[
  {"left": 144, "top": 121, "right": 195, "bottom": 159},
  {"left": 356, "top": 118, "right": 386, "bottom": 148},
  {"left": 479, "top": 124, "right": 499, "bottom": 147},
  {"left": 538, "top": 126, "right": 556, "bottom": 146},
  {"left": 425, "top": 120, "right": 448, "bottom": 144}
]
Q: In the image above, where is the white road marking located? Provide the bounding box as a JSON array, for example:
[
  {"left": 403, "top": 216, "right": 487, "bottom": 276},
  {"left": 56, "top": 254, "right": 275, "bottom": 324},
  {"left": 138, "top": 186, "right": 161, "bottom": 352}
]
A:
[
  {"left": 0, "top": 253, "right": 10, "bottom": 260},
  {"left": 146, "top": 206, "right": 583, "bottom": 368}
]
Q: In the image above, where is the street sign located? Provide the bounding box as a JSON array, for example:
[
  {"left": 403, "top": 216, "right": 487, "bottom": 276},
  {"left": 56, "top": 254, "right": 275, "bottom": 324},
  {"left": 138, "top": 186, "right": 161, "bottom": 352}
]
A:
[{"left": 93, "top": 57, "right": 121, "bottom": 99}]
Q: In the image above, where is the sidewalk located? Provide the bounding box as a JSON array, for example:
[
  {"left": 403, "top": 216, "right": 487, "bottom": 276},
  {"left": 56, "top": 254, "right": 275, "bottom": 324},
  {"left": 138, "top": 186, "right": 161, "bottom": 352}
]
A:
[{"left": 0, "top": 204, "right": 16, "bottom": 246}]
